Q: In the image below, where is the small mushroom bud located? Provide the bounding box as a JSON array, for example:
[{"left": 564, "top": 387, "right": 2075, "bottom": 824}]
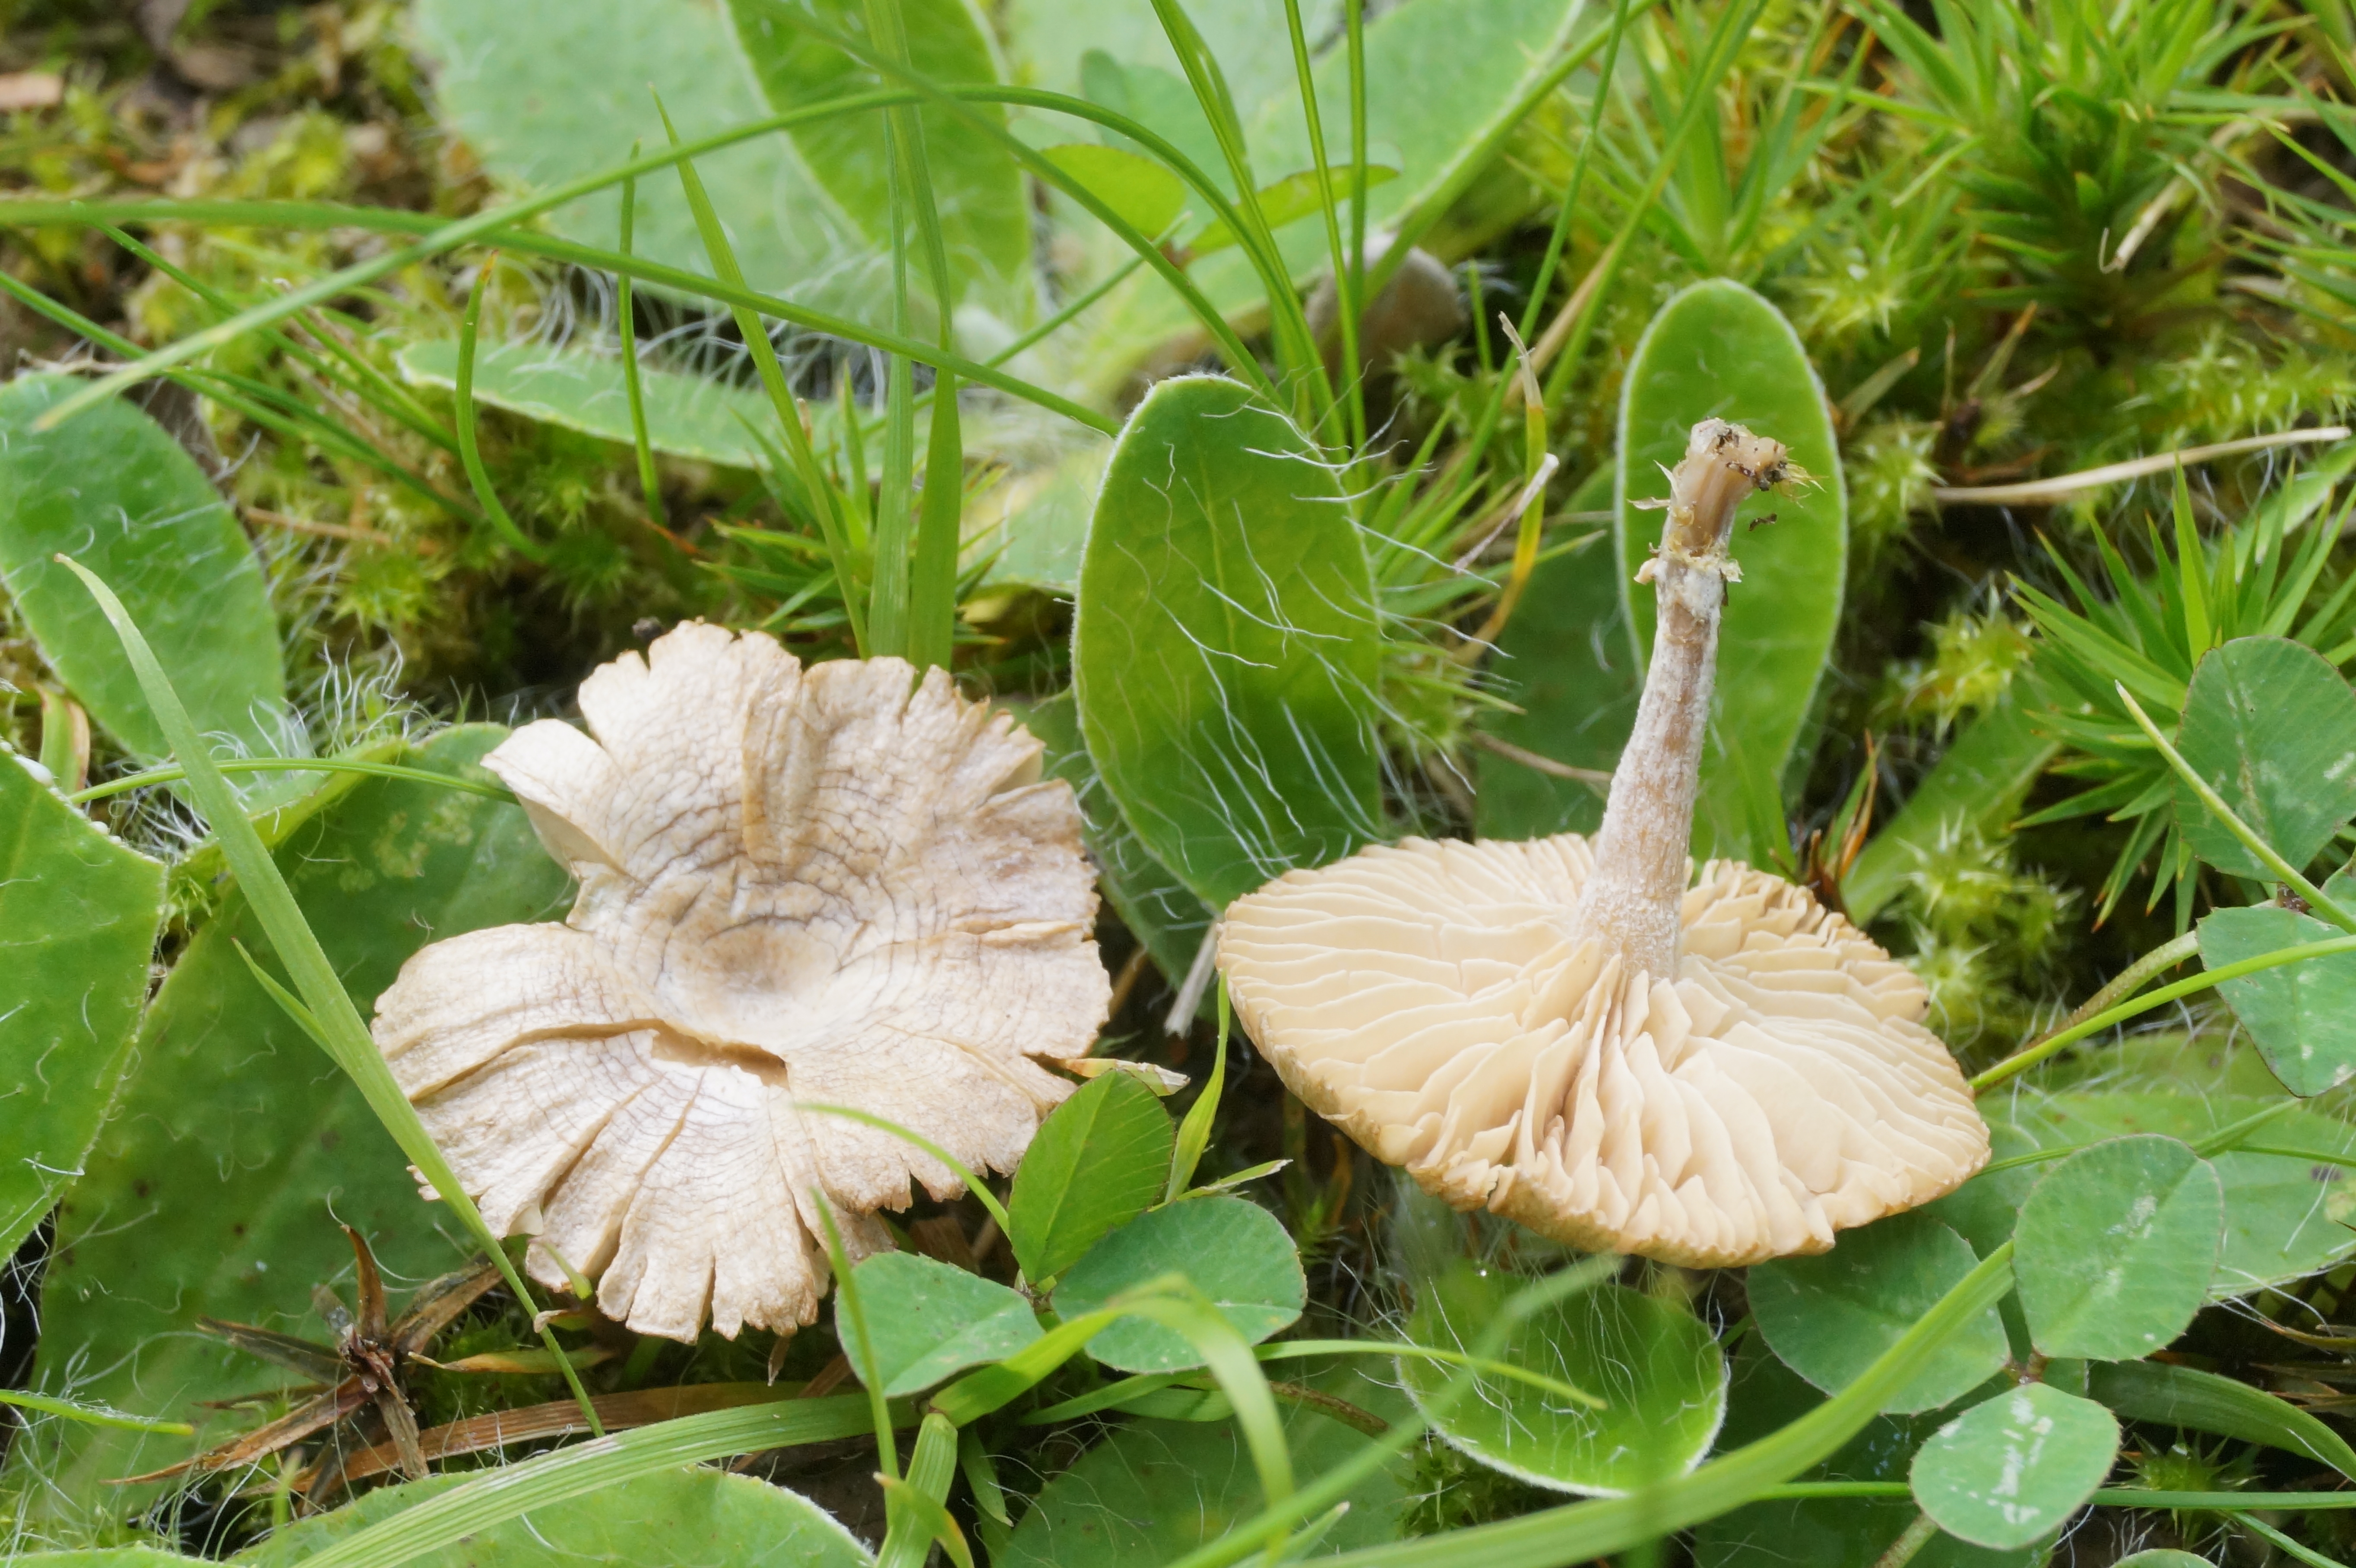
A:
[{"left": 1216, "top": 420, "right": 1987, "bottom": 1267}]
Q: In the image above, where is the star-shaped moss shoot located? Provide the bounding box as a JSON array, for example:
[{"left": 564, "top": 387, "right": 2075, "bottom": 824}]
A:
[{"left": 372, "top": 624, "right": 1108, "bottom": 1341}]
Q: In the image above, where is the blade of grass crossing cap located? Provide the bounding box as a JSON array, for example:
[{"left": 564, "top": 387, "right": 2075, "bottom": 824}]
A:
[{"left": 54, "top": 556, "right": 600, "bottom": 1435}]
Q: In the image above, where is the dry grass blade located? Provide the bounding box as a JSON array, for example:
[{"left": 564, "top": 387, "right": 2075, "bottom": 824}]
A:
[
  {"left": 110, "top": 1378, "right": 369, "bottom": 1485},
  {"left": 1932, "top": 428, "right": 2351, "bottom": 503},
  {"left": 315, "top": 1381, "right": 824, "bottom": 1490},
  {"left": 197, "top": 1318, "right": 345, "bottom": 1384},
  {"left": 390, "top": 1261, "right": 505, "bottom": 1358}
]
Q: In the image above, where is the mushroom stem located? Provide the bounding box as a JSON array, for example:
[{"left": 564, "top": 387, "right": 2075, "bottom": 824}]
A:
[{"left": 1577, "top": 419, "right": 1791, "bottom": 977}]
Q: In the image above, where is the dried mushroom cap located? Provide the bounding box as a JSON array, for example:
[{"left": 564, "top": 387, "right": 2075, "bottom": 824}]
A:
[
  {"left": 372, "top": 623, "right": 1108, "bottom": 1341},
  {"left": 1219, "top": 841, "right": 1984, "bottom": 1265},
  {"left": 1216, "top": 418, "right": 1986, "bottom": 1265}
]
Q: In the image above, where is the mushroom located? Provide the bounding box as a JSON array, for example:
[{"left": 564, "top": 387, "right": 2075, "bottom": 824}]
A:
[
  {"left": 1217, "top": 421, "right": 1988, "bottom": 1266},
  {"left": 371, "top": 623, "right": 1108, "bottom": 1340}
]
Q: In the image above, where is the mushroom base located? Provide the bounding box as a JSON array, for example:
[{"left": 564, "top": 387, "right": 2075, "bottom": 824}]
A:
[{"left": 1218, "top": 835, "right": 1989, "bottom": 1268}]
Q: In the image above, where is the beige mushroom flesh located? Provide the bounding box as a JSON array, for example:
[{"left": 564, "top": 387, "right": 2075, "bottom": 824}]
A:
[
  {"left": 370, "top": 623, "right": 1109, "bottom": 1342},
  {"left": 1218, "top": 420, "right": 1989, "bottom": 1267}
]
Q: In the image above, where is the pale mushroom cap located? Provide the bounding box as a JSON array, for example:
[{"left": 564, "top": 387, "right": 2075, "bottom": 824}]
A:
[
  {"left": 1217, "top": 835, "right": 1988, "bottom": 1267},
  {"left": 372, "top": 623, "right": 1108, "bottom": 1340}
]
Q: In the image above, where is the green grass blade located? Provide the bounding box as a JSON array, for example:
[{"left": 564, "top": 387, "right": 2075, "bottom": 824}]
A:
[
  {"left": 616, "top": 153, "right": 667, "bottom": 530},
  {"left": 1181, "top": 1247, "right": 2014, "bottom": 1568},
  {"left": 52, "top": 558, "right": 598, "bottom": 1439},
  {"left": 98, "top": 222, "right": 457, "bottom": 457},
  {"left": 0, "top": 268, "right": 481, "bottom": 526},
  {"left": 1166, "top": 980, "right": 1230, "bottom": 1201},
  {"left": 906, "top": 370, "right": 963, "bottom": 673},
  {"left": 285, "top": 1395, "right": 895, "bottom": 1568},
  {"left": 810, "top": 1191, "right": 898, "bottom": 1482},
  {"left": 656, "top": 100, "right": 868, "bottom": 653},
  {"left": 454, "top": 258, "right": 548, "bottom": 559},
  {"left": 2172, "top": 463, "right": 2213, "bottom": 656},
  {"left": 1279, "top": 0, "right": 1361, "bottom": 448},
  {"left": 6, "top": 96, "right": 1118, "bottom": 436},
  {"left": 879, "top": 1413, "right": 971, "bottom": 1568},
  {"left": 0, "top": 1388, "right": 193, "bottom": 1435},
  {"left": 758, "top": 16, "right": 1279, "bottom": 403}
]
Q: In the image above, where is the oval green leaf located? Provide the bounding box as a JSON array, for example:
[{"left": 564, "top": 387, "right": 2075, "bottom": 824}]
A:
[
  {"left": 2013, "top": 1134, "right": 2223, "bottom": 1360},
  {"left": 2173, "top": 636, "right": 2356, "bottom": 881},
  {"left": 234, "top": 1467, "right": 871, "bottom": 1566},
  {"left": 1189, "top": 164, "right": 1400, "bottom": 255},
  {"left": 2198, "top": 901, "right": 2356, "bottom": 1096},
  {"left": 1749, "top": 1212, "right": 2011, "bottom": 1415},
  {"left": 851, "top": 1251, "right": 1043, "bottom": 1397},
  {"left": 1910, "top": 1383, "right": 2118, "bottom": 1550},
  {"left": 414, "top": 0, "right": 886, "bottom": 319},
  {"left": 1023, "top": 692, "right": 1214, "bottom": 1005},
  {"left": 0, "top": 756, "right": 163, "bottom": 1259},
  {"left": 1074, "top": 375, "right": 1384, "bottom": 907},
  {"left": 1615, "top": 278, "right": 1846, "bottom": 863},
  {"left": 22, "top": 726, "right": 570, "bottom": 1507},
  {"left": 1043, "top": 143, "right": 1190, "bottom": 240},
  {"left": 0, "top": 375, "right": 288, "bottom": 773},
  {"left": 2087, "top": 1358, "right": 2356, "bottom": 1480},
  {"left": 1052, "top": 1195, "right": 1305, "bottom": 1373},
  {"left": 729, "top": 0, "right": 1028, "bottom": 314},
  {"left": 1696, "top": 1337, "right": 2048, "bottom": 1567},
  {"left": 1007, "top": 1069, "right": 1175, "bottom": 1287},
  {"left": 398, "top": 339, "right": 782, "bottom": 469},
  {"left": 1996, "top": 1090, "right": 2356, "bottom": 1295},
  {"left": 1400, "top": 1263, "right": 1724, "bottom": 1495},
  {"left": 1475, "top": 468, "right": 1632, "bottom": 840},
  {"left": 999, "top": 1363, "right": 1411, "bottom": 1564}
]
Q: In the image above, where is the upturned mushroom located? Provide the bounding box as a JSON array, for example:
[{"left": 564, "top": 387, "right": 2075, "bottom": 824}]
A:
[
  {"left": 370, "top": 623, "right": 1108, "bottom": 1341},
  {"left": 1217, "top": 420, "right": 1989, "bottom": 1266}
]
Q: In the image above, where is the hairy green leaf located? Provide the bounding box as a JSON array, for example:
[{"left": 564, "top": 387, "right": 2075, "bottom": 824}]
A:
[
  {"left": 1403, "top": 1265, "right": 1724, "bottom": 1495},
  {"left": 0, "top": 756, "right": 163, "bottom": 1259},
  {"left": 728, "top": 0, "right": 1027, "bottom": 317},
  {"left": 0, "top": 375, "right": 288, "bottom": 777},
  {"left": 1023, "top": 692, "right": 1215, "bottom": 996},
  {"left": 19, "top": 727, "right": 569, "bottom": 1506},
  {"left": 1475, "top": 468, "right": 1631, "bottom": 840},
  {"left": 413, "top": 0, "right": 884, "bottom": 318},
  {"left": 1074, "top": 375, "right": 1383, "bottom": 907},
  {"left": 398, "top": 339, "right": 782, "bottom": 468}
]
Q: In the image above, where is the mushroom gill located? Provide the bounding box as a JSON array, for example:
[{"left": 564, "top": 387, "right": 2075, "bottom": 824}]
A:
[{"left": 1217, "top": 420, "right": 1989, "bottom": 1266}]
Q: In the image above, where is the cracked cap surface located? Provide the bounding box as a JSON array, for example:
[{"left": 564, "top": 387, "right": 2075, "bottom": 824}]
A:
[{"left": 372, "top": 623, "right": 1107, "bottom": 1340}]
